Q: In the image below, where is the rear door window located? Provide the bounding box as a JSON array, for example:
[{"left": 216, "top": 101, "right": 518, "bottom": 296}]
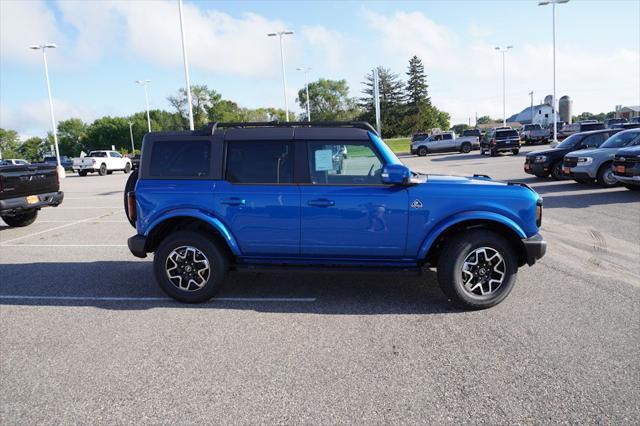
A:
[
  {"left": 582, "top": 133, "right": 607, "bottom": 148},
  {"left": 149, "top": 139, "right": 211, "bottom": 178},
  {"left": 225, "top": 141, "right": 293, "bottom": 184}
]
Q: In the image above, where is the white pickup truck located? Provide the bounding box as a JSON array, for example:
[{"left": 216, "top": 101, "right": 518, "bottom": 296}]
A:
[
  {"left": 410, "top": 131, "right": 480, "bottom": 156},
  {"left": 73, "top": 150, "right": 132, "bottom": 176}
]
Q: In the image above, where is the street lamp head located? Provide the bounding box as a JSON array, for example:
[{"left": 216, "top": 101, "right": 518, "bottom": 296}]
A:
[
  {"left": 494, "top": 46, "right": 500, "bottom": 50},
  {"left": 29, "top": 45, "right": 41, "bottom": 50},
  {"left": 44, "top": 44, "right": 57, "bottom": 49},
  {"left": 136, "top": 79, "right": 151, "bottom": 85},
  {"left": 507, "top": 45, "right": 513, "bottom": 49},
  {"left": 283, "top": 31, "right": 294, "bottom": 35},
  {"left": 267, "top": 33, "right": 277, "bottom": 37},
  {"left": 539, "top": 0, "right": 569, "bottom": 5}
]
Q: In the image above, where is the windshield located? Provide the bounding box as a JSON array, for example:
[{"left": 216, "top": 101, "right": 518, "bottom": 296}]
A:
[
  {"left": 557, "top": 133, "right": 582, "bottom": 149},
  {"left": 600, "top": 131, "right": 640, "bottom": 149}
]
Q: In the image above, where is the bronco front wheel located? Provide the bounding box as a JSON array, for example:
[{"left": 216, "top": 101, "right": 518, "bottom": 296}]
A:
[
  {"left": 437, "top": 229, "right": 518, "bottom": 310},
  {"left": 154, "top": 231, "right": 229, "bottom": 303}
]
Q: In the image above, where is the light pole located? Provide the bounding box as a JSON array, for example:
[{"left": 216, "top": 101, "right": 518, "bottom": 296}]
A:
[
  {"left": 136, "top": 79, "right": 152, "bottom": 133},
  {"left": 494, "top": 45, "right": 513, "bottom": 127},
  {"left": 128, "top": 122, "right": 135, "bottom": 154},
  {"left": 268, "top": 31, "right": 294, "bottom": 121},
  {"left": 29, "top": 43, "right": 64, "bottom": 179},
  {"left": 539, "top": 0, "right": 569, "bottom": 145},
  {"left": 529, "top": 91, "right": 534, "bottom": 124},
  {"left": 297, "top": 67, "right": 312, "bottom": 121},
  {"left": 178, "top": 0, "right": 194, "bottom": 131}
]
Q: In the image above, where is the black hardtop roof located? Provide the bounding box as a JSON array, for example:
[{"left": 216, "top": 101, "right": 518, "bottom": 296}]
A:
[{"left": 144, "top": 121, "right": 377, "bottom": 142}]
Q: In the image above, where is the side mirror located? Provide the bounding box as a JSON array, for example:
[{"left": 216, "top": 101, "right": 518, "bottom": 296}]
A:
[{"left": 381, "top": 164, "right": 412, "bottom": 185}]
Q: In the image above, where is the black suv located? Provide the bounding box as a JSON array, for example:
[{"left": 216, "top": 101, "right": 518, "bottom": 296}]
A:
[
  {"left": 524, "top": 129, "right": 620, "bottom": 179},
  {"left": 480, "top": 128, "right": 521, "bottom": 156}
]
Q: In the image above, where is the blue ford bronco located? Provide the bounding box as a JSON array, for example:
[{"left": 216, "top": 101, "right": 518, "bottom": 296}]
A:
[{"left": 125, "top": 122, "right": 545, "bottom": 309}]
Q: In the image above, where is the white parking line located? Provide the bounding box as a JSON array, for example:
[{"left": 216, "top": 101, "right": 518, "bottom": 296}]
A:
[
  {"left": 0, "top": 213, "right": 110, "bottom": 245},
  {"left": 0, "top": 295, "right": 316, "bottom": 303}
]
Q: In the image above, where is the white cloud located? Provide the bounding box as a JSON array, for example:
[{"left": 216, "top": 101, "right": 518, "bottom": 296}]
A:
[
  {"left": 0, "top": 0, "right": 68, "bottom": 66},
  {"left": 301, "top": 25, "right": 347, "bottom": 72},
  {"left": 0, "top": 99, "right": 101, "bottom": 138}
]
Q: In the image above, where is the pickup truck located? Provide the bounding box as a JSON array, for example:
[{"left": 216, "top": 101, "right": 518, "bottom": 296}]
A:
[
  {"left": 0, "top": 163, "right": 64, "bottom": 227},
  {"left": 520, "top": 124, "right": 550, "bottom": 145},
  {"left": 480, "top": 128, "right": 521, "bottom": 156},
  {"left": 410, "top": 131, "right": 479, "bottom": 156},
  {"left": 125, "top": 121, "right": 546, "bottom": 310},
  {"left": 43, "top": 155, "right": 74, "bottom": 171},
  {"left": 563, "top": 128, "right": 640, "bottom": 187},
  {"left": 73, "top": 150, "right": 132, "bottom": 176}
]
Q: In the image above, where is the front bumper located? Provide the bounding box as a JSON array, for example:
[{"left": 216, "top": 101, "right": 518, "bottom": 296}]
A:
[
  {"left": 0, "top": 191, "right": 64, "bottom": 215},
  {"left": 524, "top": 162, "right": 550, "bottom": 176},
  {"left": 522, "top": 233, "right": 546, "bottom": 266},
  {"left": 613, "top": 174, "right": 640, "bottom": 185},
  {"left": 128, "top": 234, "right": 148, "bottom": 258}
]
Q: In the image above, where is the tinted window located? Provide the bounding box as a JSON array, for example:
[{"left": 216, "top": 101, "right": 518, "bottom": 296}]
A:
[
  {"left": 226, "top": 141, "right": 293, "bottom": 184},
  {"left": 308, "top": 141, "right": 383, "bottom": 185},
  {"left": 90, "top": 151, "right": 107, "bottom": 157},
  {"left": 442, "top": 134, "right": 453, "bottom": 140},
  {"left": 110, "top": 151, "right": 122, "bottom": 158},
  {"left": 557, "top": 133, "right": 583, "bottom": 149},
  {"left": 582, "top": 133, "right": 607, "bottom": 148},
  {"left": 495, "top": 130, "right": 518, "bottom": 138},
  {"left": 581, "top": 123, "right": 605, "bottom": 131},
  {"left": 600, "top": 131, "right": 640, "bottom": 149},
  {"left": 150, "top": 139, "right": 211, "bottom": 177}
]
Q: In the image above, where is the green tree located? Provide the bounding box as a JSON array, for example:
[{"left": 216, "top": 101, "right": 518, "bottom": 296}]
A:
[
  {"left": 476, "top": 115, "right": 494, "bottom": 125},
  {"left": 0, "top": 128, "right": 21, "bottom": 159},
  {"left": 296, "top": 78, "right": 359, "bottom": 121},
  {"left": 359, "top": 67, "right": 406, "bottom": 137},
  {"left": 84, "top": 116, "right": 131, "bottom": 152},
  {"left": 57, "top": 118, "right": 88, "bottom": 157},
  {"left": 451, "top": 123, "right": 471, "bottom": 135},
  {"left": 168, "top": 85, "right": 221, "bottom": 129},
  {"left": 405, "top": 55, "right": 430, "bottom": 113},
  {"left": 19, "top": 137, "right": 46, "bottom": 161}
]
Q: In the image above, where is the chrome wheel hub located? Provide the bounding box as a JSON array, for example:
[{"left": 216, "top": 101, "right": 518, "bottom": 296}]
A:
[
  {"left": 461, "top": 247, "right": 505, "bottom": 297},
  {"left": 165, "top": 246, "right": 210, "bottom": 292}
]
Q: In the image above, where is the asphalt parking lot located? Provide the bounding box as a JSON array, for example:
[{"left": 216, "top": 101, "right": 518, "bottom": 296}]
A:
[{"left": 1, "top": 145, "right": 639, "bottom": 423}]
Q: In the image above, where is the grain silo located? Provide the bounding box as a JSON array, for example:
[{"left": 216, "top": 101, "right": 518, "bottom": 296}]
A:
[
  {"left": 559, "top": 96, "right": 573, "bottom": 124},
  {"left": 544, "top": 95, "right": 553, "bottom": 106}
]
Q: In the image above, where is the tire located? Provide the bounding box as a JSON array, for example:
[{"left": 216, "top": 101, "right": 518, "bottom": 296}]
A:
[
  {"left": 596, "top": 162, "right": 618, "bottom": 188},
  {"left": 534, "top": 173, "right": 548, "bottom": 179},
  {"left": 437, "top": 229, "right": 518, "bottom": 310},
  {"left": 154, "top": 231, "right": 229, "bottom": 303},
  {"left": 123, "top": 169, "right": 139, "bottom": 228},
  {"left": 2, "top": 210, "right": 38, "bottom": 227},
  {"left": 417, "top": 146, "right": 428, "bottom": 157},
  {"left": 124, "top": 163, "right": 131, "bottom": 174},
  {"left": 623, "top": 184, "right": 640, "bottom": 191},
  {"left": 460, "top": 143, "right": 471, "bottom": 153},
  {"left": 512, "top": 149, "right": 520, "bottom": 155},
  {"left": 550, "top": 161, "right": 563, "bottom": 180},
  {"left": 98, "top": 163, "right": 107, "bottom": 176},
  {"left": 480, "top": 147, "right": 485, "bottom": 155},
  {"left": 78, "top": 170, "right": 88, "bottom": 177}
]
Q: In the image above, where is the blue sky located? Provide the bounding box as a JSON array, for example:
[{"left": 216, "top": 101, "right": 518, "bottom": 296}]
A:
[{"left": 1, "top": 0, "right": 639, "bottom": 137}]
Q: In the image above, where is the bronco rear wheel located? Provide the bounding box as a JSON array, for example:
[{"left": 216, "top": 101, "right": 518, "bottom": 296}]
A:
[
  {"left": 154, "top": 231, "right": 229, "bottom": 303},
  {"left": 437, "top": 229, "right": 518, "bottom": 310}
]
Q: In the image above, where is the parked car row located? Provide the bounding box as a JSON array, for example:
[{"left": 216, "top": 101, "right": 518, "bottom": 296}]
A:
[{"left": 525, "top": 128, "right": 640, "bottom": 190}]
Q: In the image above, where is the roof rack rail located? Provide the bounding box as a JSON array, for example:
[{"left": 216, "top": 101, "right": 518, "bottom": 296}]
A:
[{"left": 205, "top": 120, "right": 378, "bottom": 136}]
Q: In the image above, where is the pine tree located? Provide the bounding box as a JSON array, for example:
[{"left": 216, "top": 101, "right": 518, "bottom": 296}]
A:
[
  {"left": 359, "top": 67, "right": 406, "bottom": 136},
  {"left": 405, "top": 55, "right": 430, "bottom": 113}
]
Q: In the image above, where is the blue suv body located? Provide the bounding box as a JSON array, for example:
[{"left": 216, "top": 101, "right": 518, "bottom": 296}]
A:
[{"left": 126, "top": 122, "right": 545, "bottom": 309}]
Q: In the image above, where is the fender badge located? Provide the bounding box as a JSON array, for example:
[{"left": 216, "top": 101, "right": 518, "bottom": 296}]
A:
[{"left": 411, "top": 199, "right": 423, "bottom": 209}]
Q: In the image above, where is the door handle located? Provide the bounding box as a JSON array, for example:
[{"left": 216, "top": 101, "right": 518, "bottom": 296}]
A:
[
  {"left": 307, "top": 199, "right": 335, "bottom": 207},
  {"left": 220, "top": 198, "right": 246, "bottom": 206}
]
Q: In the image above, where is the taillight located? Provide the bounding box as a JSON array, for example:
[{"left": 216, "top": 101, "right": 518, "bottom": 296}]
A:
[
  {"left": 127, "top": 191, "right": 137, "bottom": 223},
  {"left": 536, "top": 199, "right": 543, "bottom": 227}
]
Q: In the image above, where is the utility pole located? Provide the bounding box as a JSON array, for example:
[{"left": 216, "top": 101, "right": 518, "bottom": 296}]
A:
[
  {"left": 30, "top": 43, "right": 64, "bottom": 179},
  {"left": 128, "top": 122, "right": 135, "bottom": 154},
  {"left": 529, "top": 91, "right": 534, "bottom": 124},
  {"left": 268, "top": 31, "right": 294, "bottom": 121},
  {"left": 136, "top": 80, "right": 152, "bottom": 132},
  {"left": 178, "top": 0, "right": 195, "bottom": 130},
  {"left": 495, "top": 45, "right": 513, "bottom": 127},
  {"left": 297, "top": 67, "right": 312, "bottom": 121}
]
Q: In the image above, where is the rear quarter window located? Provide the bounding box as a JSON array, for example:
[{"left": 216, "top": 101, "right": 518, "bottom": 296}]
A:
[
  {"left": 149, "top": 139, "right": 212, "bottom": 178},
  {"left": 496, "top": 130, "right": 518, "bottom": 138}
]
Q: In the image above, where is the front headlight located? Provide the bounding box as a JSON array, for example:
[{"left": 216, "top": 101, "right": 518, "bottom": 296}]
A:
[
  {"left": 577, "top": 157, "right": 593, "bottom": 166},
  {"left": 533, "top": 155, "right": 547, "bottom": 163}
]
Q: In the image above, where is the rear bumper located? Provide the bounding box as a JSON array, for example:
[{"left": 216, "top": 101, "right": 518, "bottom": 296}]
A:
[
  {"left": 522, "top": 233, "right": 546, "bottom": 266},
  {"left": 0, "top": 191, "right": 64, "bottom": 215},
  {"left": 128, "top": 234, "right": 148, "bottom": 258}
]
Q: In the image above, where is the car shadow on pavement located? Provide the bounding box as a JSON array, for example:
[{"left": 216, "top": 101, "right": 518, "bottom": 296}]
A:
[{"left": 0, "top": 261, "right": 457, "bottom": 315}]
